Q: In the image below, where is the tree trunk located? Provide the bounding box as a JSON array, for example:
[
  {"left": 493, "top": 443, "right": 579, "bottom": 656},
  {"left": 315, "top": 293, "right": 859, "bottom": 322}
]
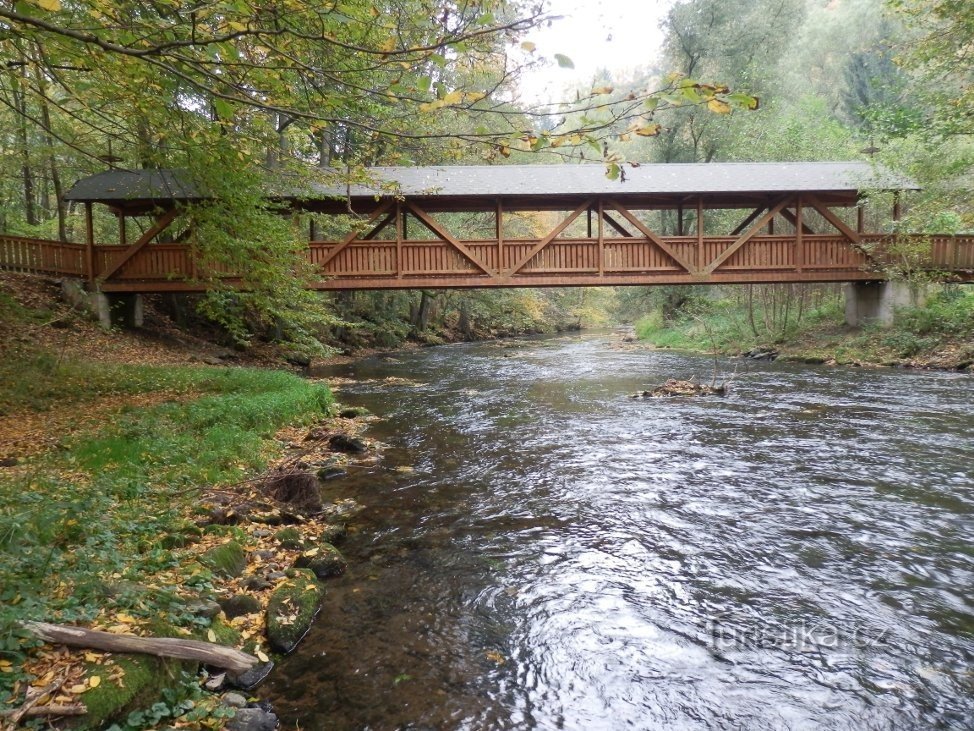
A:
[{"left": 14, "top": 68, "right": 37, "bottom": 226}]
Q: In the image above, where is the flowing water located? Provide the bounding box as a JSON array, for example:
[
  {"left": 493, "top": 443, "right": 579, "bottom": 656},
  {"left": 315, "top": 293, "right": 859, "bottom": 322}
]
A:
[{"left": 264, "top": 334, "right": 974, "bottom": 730}]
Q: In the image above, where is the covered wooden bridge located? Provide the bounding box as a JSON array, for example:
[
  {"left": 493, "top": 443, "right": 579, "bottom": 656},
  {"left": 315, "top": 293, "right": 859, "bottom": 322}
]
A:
[{"left": 1, "top": 162, "right": 972, "bottom": 294}]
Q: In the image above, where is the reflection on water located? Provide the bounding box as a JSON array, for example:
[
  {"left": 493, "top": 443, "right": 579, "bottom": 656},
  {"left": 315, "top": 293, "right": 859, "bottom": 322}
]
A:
[{"left": 264, "top": 334, "right": 974, "bottom": 730}]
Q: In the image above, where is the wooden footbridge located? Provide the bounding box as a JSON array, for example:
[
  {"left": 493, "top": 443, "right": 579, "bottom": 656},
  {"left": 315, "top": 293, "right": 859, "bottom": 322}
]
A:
[{"left": 1, "top": 162, "right": 972, "bottom": 292}]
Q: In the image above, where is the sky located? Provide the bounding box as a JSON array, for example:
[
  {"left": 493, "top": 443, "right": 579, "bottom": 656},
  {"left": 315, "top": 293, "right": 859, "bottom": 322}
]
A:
[{"left": 517, "top": 0, "right": 679, "bottom": 105}]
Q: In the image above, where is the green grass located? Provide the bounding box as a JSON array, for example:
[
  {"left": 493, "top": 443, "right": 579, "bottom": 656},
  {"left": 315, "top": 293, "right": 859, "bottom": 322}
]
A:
[
  {"left": 634, "top": 287, "right": 974, "bottom": 367},
  {"left": 0, "top": 361, "right": 331, "bottom": 705}
]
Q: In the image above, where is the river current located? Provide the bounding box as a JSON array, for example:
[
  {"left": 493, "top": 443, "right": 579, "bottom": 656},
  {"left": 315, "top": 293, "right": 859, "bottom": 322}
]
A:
[{"left": 264, "top": 334, "right": 973, "bottom": 730}]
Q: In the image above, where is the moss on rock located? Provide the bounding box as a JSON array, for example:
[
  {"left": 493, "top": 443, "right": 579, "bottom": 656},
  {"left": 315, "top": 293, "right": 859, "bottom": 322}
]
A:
[
  {"left": 198, "top": 540, "right": 247, "bottom": 578},
  {"left": 293, "top": 542, "right": 347, "bottom": 579},
  {"left": 265, "top": 568, "right": 323, "bottom": 654},
  {"left": 274, "top": 526, "right": 306, "bottom": 550}
]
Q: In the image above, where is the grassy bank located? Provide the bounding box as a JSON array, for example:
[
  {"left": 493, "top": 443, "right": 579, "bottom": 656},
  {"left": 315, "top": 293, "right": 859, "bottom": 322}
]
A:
[
  {"left": 0, "top": 354, "right": 331, "bottom": 724},
  {"left": 634, "top": 287, "right": 974, "bottom": 369}
]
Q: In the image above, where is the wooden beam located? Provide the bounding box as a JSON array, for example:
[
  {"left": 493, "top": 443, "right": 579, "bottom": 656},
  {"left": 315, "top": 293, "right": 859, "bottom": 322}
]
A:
[
  {"left": 317, "top": 199, "right": 394, "bottom": 268},
  {"left": 795, "top": 196, "right": 804, "bottom": 271},
  {"left": 696, "top": 197, "right": 704, "bottom": 271},
  {"left": 779, "top": 208, "right": 815, "bottom": 235},
  {"left": 84, "top": 201, "right": 94, "bottom": 285},
  {"left": 602, "top": 211, "right": 632, "bottom": 237},
  {"left": 804, "top": 194, "right": 860, "bottom": 243},
  {"left": 496, "top": 199, "right": 503, "bottom": 269},
  {"left": 606, "top": 199, "right": 698, "bottom": 274},
  {"left": 597, "top": 199, "right": 604, "bottom": 275},
  {"left": 395, "top": 202, "right": 403, "bottom": 278},
  {"left": 362, "top": 211, "right": 396, "bottom": 241},
  {"left": 703, "top": 198, "right": 790, "bottom": 275},
  {"left": 98, "top": 208, "right": 178, "bottom": 282},
  {"left": 505, "top": 200, "right": 591, "bottom": 276},
  {"left": 731, "top": 206, "right": 765, "bottom": 236},
  {"left": 406, "top": 201, "right": 495, "bottom": 276}
]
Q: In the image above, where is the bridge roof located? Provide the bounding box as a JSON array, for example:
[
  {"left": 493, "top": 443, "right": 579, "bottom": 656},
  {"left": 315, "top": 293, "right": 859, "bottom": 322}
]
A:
[{"left": 64, "top": 161, "right": 915, "bottom": 214}]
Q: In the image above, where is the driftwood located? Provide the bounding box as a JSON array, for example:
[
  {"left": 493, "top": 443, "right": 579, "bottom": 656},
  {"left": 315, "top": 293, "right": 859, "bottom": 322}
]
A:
[
  {"left": 21, "top": 621, "right": 258, "bottom": 674},
  {"left": 631, "top": 379, "right": 727, "bottom": 398},
  {"left": 1, "top": 704, "right": 87, "bottom": 719}
]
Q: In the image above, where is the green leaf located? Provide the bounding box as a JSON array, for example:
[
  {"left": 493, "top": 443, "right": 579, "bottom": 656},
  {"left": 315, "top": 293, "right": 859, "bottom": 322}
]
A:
[
  {"left": 606, "top": 163, "right": 620, "bottom": 180},
  {"left": 554, "top": 54, "right": 574, "bottom": 69},
  {"left": 212, "top": 98, "right": 234, "bottom": 119}
]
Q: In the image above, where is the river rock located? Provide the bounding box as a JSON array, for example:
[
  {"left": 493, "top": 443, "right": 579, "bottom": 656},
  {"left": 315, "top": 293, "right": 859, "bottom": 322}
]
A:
[
  {"left": 328, "top": 434, "right": 367, "bottom": 454},
  {"left": 338, "top": 406, "right": 370, "bottom": 418},
  {"left": 227, "top": 707, "right": 279, "bottom": 731},
  {"left": 318, "top": 523, "right": 346, "bottom": 545},
  {"left": 293, "top": 543, "right": 347, "bottom": 579},
  {"left": 744, "top": 346, "right": 778, "bottom": 361},
  {"left": 317, "top": 466, "right": 348, "bottom": 481},
  {"left": 244, "top": 576, "right": 273, "bottom": 591},
  {"left": 221, "top": 692, "right": 248, "bottom": 709},
  {"left": 265, "top": 569, "right": 324, "bottom": 654},
  {"left": 199, "top": 541, "right": 247, "bottom": 578},
  {"left": 219, "top": 594, "right": 262, "bottom": 619},
  {"left": 229, "top": 661, "right": 274, "bottom": 691},
  {"left": 274, "top": 526, "right": 306, "bottom": 550}
]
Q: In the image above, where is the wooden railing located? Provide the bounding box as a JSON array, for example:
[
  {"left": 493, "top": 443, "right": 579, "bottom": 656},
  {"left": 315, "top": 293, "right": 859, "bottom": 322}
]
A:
[
  {"left": 0, "top": 234, "right": 86, "bottom": 277},
  {"left": 2, "top": 232, "right": 973, "bottom": 291}
]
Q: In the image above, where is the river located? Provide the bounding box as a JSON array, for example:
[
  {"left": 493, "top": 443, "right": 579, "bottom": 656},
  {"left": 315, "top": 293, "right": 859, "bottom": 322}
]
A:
[{"left": 264, "top": 333, "right": 973, "bottom": 730}]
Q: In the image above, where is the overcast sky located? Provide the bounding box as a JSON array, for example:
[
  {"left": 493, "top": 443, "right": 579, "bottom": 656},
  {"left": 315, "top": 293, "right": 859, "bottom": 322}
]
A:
[{"left": 517, "top": 0, "right": 678, "bottom": 104}]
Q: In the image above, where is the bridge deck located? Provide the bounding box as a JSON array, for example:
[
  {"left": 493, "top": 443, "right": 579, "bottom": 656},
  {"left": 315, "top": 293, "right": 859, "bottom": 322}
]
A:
[{"left": 2, "top": 163, "right": 972, "bottom": 290}]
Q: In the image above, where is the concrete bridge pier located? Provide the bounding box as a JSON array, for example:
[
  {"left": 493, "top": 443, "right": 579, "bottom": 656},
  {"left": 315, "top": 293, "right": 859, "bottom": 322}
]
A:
[
  {"left": 91, "top": 291, "right": 144, "bottom": 330},
  {"left": 844, "top": 281, "right": 927, "bottom": 327}
]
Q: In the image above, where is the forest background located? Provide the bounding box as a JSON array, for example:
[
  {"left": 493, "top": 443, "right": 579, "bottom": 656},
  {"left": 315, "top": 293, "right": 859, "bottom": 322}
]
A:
[{"left": 1, "top": 0, "right": 971, "bottom": 362}]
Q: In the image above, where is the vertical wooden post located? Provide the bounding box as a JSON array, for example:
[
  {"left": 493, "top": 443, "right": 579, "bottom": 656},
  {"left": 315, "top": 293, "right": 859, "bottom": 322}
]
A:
[
  {"left": 677, "top": 203, "right": 684, "bottom": 236},
  {"left": 587, "top": 208, "right": 592, "bottom": 239},
  {"left": 768, "top": 212, "right": 775, "bottom": 235},
  {"left": 84, "top": 201, "right": 95, "bottom": 285},
  {"left": 696, "top": 197, "right": 703, "bottom": 270},
  {"left": 893, "top": 192, "right": 901, "bottom": 225},
  {"left": 496, "top": 198, "right": 503, "bottom": 272},
  {"left": 395, "top": 201, "right": 403, "bottom": 278},
  {"left": 597, "top": 198, "right": 604, "bottom": 275},
  {"left": 310, "top": 218, "right": 317, "bottom": 242},
  {"left": 857, "top": 203, "right": 864, "bottom": 234},
  {"left": 402, "top": 210, "right": 409, "bottom": 240},
  {"left": 119, "top": 214, "right": 126, "bottom": 246},
  {"left": 795, "top": 196, "right": 804, "bottom": 271}
]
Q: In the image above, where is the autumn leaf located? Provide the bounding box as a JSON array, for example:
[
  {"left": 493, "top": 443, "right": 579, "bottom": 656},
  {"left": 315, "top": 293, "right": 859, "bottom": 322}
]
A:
[
  {"left": 207, "top": 629, "right": 217, "bottom": 643},
  {"left": 256, "top": 650, "right": 270, "bottom": 662},
  {"left": 520, "top": 41, "right": 536, "bottom": 52},
  {"left": 635, "top": 123, "right": 662, "bottom": 137},
  {"left": 35, "top": 0, "right": 62, "bottom": 10},
  {"left": 89, "top": 676, "right": 101, "bottom": 688},
  {"left": 553, "top": 53, "right": 574, "bottom": 69},
  {"left": 69, "top": 684, "right": 89, "bottom": 694},
  {"left": 707, "top": 99, "right": 732, "bottom": 114}
]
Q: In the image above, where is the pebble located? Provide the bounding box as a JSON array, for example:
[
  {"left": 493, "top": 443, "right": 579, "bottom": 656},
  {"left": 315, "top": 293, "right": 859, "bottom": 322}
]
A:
[{"left": 221, "top": 692, "right": 248, "bottom": 709}]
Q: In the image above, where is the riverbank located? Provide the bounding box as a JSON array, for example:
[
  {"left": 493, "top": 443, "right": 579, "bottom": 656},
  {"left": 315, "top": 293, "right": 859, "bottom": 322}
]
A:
[
  {"left": 631, "top": 287, "right": 974, "bottom": 371},
  {"left": 0, "top": 273, "right": 378, "bottom": 728}
]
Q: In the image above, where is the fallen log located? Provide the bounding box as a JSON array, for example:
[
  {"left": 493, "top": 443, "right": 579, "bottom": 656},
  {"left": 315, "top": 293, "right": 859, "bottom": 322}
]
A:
[
  {"left": 21, "top": 621, "right": 258, "bottom": 674},
  {"left": 1, "top": 704, "right": 87, "bottom": 719}
]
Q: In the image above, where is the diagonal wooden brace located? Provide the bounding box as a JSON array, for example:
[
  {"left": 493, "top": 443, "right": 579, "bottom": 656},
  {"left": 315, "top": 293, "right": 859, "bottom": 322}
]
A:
[
  {"left": 803, "top": 194, "right": 861, "bottom": 243},
  {"left": 605, "top": 199, "right": 698, "bottom": 274},
  {"left": 406, "top": 201, "right": 495, "bottom": 276},
  {"left": 703, "top": 198, "right": 790, "bottom": 275},
  {"left": 98, "top": 208, "right": 178, "bottom": 282},
  {"left": 318, "top": 199, "right": 394, "bottom": 268},
  {"left": 504, "top": 200, "right": 592, "bottom": 277}
]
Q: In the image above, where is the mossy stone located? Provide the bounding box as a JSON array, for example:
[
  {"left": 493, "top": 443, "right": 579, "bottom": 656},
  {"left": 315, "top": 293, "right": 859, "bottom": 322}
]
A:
[
  {"left": 161, "top": 522, "right": 204, "bottom": 549},
  {"left": 78, "top": 655, "right": 191, "bottom": 728},
  {"left": 219, "top": 594, "right": 262, "bottom": 619},
  {"left": 274, "top": 526, "right": 306, "bottom": 550},
  {"left": 265, "top": 568, "right": 323, "bottom": 654},
  {"left": 199, "top": 540, "right": 247, "bottom": 578},
  {"left": 293, "top": 542, "right": 347, "bottom": 579},
  {"left": 338, "top": 406, "right": 370, "bottom": 418},
  {"left": 318, "top": 523, "right": 346, "bottom": 545}
]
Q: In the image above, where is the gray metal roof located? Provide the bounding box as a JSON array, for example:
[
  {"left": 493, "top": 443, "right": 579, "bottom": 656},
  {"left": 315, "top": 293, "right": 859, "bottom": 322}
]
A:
[
  {"left": 63, "top": 168, "right": 201, "bottom": 202},
  {"left": 315, "top": 161, "right": 916, "bottom": 198},
  {"left": 64, "top": 161, "right": 915, "bottom": 204}
]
